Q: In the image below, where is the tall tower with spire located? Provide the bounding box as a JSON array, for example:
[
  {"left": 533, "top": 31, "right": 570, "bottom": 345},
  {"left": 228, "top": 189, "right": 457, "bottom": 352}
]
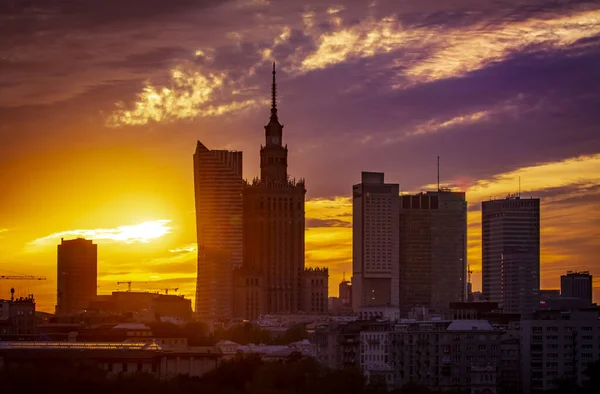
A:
[
  {"left": 260, "top": 63, "right": 287, "bottom": 184},
  {"left": 233, "top": 63, "right": 326, "bottom": 319}
]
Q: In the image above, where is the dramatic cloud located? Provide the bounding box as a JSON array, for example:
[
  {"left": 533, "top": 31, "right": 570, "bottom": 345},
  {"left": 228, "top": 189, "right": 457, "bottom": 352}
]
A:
[
  {"left": 28, "top": 220, "right": 172, "bottom": 247},
  {"left": 108, "top": 67, "right": 268, "bottom": 126},
  {"left": 293, "top": 6, "right": 600, "bottom": 87},
  {"left": 398, "top": 9, "right": 600, "bottom": 85},
  {"left": 1, "top": 0, "right": 599, "bottom": 309}
]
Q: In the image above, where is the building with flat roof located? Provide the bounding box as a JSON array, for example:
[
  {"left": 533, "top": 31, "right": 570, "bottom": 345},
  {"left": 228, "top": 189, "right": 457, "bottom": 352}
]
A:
[
  {"left": 0, "top": 294, "right": 36, "bottom": 338},
  {"left": 56, "top": 238, "right": 97, "bottom": 315},
  {"left": 352, "top": 172, "right": 400, "bottom": 310},
  {"left": 359, "top": 319, "right": 502, "bottom": 392},
  {"left": 482, "top": 196, "right": 540, "bottom": 314},
  {"left": 561, "top": 271, "right": 593, "bottom": 306},
  {"left": 0, "top": 340, "right": 221, "bottom": 380},
  {"left": 193, "top": 141, "right": 243, "bottom": 323},
  {"left": 398, "top": 190, "right": 467, "bottom": 314},
  {"left": 88, "top": 291, "right": 193, "bottom": 321},
  {"left": 521, "top": 309, "right": 600, "bottom": 393}
]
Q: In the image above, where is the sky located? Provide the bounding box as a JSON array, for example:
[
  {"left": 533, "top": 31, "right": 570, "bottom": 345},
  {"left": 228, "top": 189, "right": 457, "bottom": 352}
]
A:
[{"left": 0, "top": 0, "right": 599, "bottom": 312}]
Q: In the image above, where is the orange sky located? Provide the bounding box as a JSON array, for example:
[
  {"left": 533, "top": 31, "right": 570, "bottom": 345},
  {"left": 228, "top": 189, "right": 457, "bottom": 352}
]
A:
[
  {"left": 1, "top": 0, "right": 599, "bottom": 313},
  {"left": 1, "top": 150, "right": 598, "bottom": 312}
]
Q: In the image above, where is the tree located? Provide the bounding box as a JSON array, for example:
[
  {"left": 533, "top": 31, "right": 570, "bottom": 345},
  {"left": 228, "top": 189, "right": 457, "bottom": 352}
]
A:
[{"left": 582, "top": 359, "right": 600, "bottom": 393}]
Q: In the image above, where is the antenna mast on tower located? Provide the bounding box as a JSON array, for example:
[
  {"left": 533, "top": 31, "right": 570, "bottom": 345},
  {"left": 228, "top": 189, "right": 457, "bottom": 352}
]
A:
[{"left": 437, "top": 156, "right": 440, "bottom": 191}]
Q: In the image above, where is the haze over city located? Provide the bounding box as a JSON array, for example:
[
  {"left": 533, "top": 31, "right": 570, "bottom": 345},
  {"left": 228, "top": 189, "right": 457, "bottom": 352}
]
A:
[{"left": 1, "top": 0, "right": 599, "bottom": 313}]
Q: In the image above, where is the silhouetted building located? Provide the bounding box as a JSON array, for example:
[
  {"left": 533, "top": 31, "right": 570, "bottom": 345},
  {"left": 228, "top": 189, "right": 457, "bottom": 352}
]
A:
[
  {"left": 232, "top": 267, "right": 265, "bottom": 320},
  {"left": 339, "top": 277, "right": 352, "bottom": 310},
  {"left": 449, "top": 301, "right": 499, "bottom": 320},
  {"left": 56, "top": 238, "right": 97, "bottom": 315},
  {"left": 328, "top": 297, "right": 342, "bottom": 314},
  {"left": 482, "top": 196, "right": 540, "bottom": 314},
  {"left": 238, "top": 64, "right": 309, "bottom": 318},
  {"left": 521, "top": 309, "right": 600, "bottom": 393},
  {"left": 539, "top": 289, "right": 560, "bottom": 300},
  {"left": 300, "top": 267, "right": 328, "bottom": 314},
  {"left": 398, "top": 190, "right": 467, "bottom": 314},
  {"left": 352, "top": 172, "right": 400, "bottom": 310},
  {"left": 561, "top": 271, "right": 593, "bottom": 306},
  {"left": 88, "top": 291, "right": 193, "bottom": 321},
  {"left": 0, "top": 341, "right": 220, "bottom": 380},
  {"left": 0, "top": 295, "right": 36, "bottom": 337},
  {"left": 193, "top": 141, "right": 243, "bottom": 322}
]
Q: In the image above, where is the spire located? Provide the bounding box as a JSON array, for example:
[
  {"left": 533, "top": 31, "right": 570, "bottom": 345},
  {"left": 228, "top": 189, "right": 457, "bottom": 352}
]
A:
[{"left": 271, "top": 62, "right": 277, "bottom": 119}]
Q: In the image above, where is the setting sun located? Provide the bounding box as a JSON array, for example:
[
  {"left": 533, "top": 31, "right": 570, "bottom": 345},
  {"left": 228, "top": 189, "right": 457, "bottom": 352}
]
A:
[{"left": 28, "top": 220, "right": 173, "bottom": 247}]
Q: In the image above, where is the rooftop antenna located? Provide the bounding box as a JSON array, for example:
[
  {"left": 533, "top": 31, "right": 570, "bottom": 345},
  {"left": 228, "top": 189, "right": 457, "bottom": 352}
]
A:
[
  {"left": 518, "top": 176, "right": 521, "bottom": 197},
  {"left": 437, "top": 156, "right": 440, "bottom": 191},
  {"left": 271, "top": 62, "right": 277, "bottom": 118}
]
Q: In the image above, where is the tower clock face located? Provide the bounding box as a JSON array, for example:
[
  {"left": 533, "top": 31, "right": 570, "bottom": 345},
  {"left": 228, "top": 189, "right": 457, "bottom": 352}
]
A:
[{"left": 272, "top": 136, "right": 280, "bottom": 144}]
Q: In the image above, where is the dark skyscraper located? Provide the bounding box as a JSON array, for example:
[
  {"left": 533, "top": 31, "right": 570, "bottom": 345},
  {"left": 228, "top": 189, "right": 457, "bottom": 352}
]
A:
[
  {"left": 352, "top": 172, "right": 400, "bottom": 310},
  {"left": 236, "top": 63, "right": 324, "bottom": 319},
  {"left": 193, "top": 141, "right": 243, "bottom": 322},
  {"left": 339, "top": 276, "right": 352, "bottom": 309},
  {"left": 561, "top": 271, "right": 593, "bottom": 305},
  {"left": 398, "top": 190, "right": 467, "bottom": 314},
  {"left": 482, "top": 196, "right": 540, "bottom": 314},
  {"left": 56, "top": 238, "right": 97, "bottom": 315}
]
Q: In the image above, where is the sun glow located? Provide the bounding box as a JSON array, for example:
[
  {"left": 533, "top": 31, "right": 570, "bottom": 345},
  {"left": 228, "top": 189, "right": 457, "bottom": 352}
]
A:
[{"left": 29, "top": 220, "right": 173, "bottom": 247}]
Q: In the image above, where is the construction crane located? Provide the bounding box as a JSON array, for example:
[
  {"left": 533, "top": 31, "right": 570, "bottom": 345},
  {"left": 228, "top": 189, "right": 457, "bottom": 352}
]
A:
[
  {"left": 0, "top": 275, "right": 47, "bottom": 281},
  {"left": 116, "top": 281, "right": 148, "bottom": 292},
  {"left": 0, "top": 275, "right": 46, "bottom": 301},
  {"left": 117, "top": 281, "right": 132, "bottom": 291},
  {"left": 467, "top": 265, "right": 473, "bottom": 285}
]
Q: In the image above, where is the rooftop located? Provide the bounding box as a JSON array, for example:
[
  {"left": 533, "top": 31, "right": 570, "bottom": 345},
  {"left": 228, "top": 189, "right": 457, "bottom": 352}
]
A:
[
  {"left": 0, "top": 340, "right": 164, "bottom": 351},
  {"left": 447, "top": 320, "right": 494, "bottom": 331}
]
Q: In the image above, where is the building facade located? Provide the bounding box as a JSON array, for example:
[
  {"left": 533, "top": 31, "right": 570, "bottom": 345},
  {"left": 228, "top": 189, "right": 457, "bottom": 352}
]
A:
[
  {"left": 482, "top": 196, "right": 540, "bottom": 314},
  {"left": 398, "top": 190, "right": 467, "bottom": 314},
  {"left": 353, "top": 319, "right": 503, "bottom": 392},
  {"left": 193, "top": 140, "right": 243, "bottom": 322},
  {"left": 0, "top": 295, "right": 36, "bottom": 338},
  {"left": 89, "top": 292, "right": 193, "bottom": 321},
  {"left": 392, "top": 320, "right": 500, "bottom": 392},
  {"left": 339, "top": 277, "right": 352, "bottom": 312},
  {"left": 300, "top": 268, "right": 328, "bottom": 314},
  {"left": 561, "top": 271, "right": 593, "bottom": 306},
  {"left": 499, "top": 334, "right": 521, "bottom": 394},
  {"left": 352, "top": 172, "right": 400, "bottom": 310},
  {"left": 56, "top": 238, "right": 97, "bottom": 315},
  {"left": 0, "top": 341, "right": 220, "bottom": 380},
  {"left": 237, "top": 64, "right": 310, "bottom": 318},
  {"left": 520, "top": 309, "right": 600, "bottom": 393}
]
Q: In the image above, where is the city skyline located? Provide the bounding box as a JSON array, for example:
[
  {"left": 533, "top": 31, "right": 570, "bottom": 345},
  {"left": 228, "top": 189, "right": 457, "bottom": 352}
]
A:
[{"left": 1, "top": 0, "right": 599, "bottom": 312}]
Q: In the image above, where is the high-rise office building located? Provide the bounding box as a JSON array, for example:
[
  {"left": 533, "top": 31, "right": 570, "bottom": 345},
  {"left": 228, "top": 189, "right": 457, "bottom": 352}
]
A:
[
  {"left": 561, "top": 271, "right": 593, "bottom": 305},
  {"left": 352, "top": 172, "right": 400, "bottom": 310},
  {"left": 398, "top": 190, "right": 467, "bottom": 314},
  {"left": 482, "top": 196, "right": 540, "bottom": 314},
  {"left": 56, "top": 238, "right": 97, "bottom": 315},
  {"left": 193, "top": 141, "right": 243, "bottom": 322},
  {"left": 339, "top": 276, "right": 352, "bottom": 309},
  {"left": 237, "top": 63, "right": 325, "bottom": 319}
]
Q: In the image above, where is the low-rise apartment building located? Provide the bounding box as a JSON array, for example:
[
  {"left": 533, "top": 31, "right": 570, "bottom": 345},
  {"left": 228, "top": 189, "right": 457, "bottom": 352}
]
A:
[{"left": 521, "top": 309, "right": 600, "bottom": 393}]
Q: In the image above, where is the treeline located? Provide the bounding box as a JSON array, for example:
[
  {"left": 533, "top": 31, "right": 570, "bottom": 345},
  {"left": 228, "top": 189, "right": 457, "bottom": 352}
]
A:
[
  {"left": 149, "top": 321, "right": 309, "bottom": 346},
  {"left": 0, "top": 356, "right": 452, "bottom": 394},
  {"left": 2, "top": 356, "right": 600, "bottom": 394},
  {"left": 3, "top": 354, "right": 599, "bottom": 394}
]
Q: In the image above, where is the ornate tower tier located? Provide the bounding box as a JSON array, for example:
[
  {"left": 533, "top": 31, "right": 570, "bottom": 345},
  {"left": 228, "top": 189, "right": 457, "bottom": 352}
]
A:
[{"left": 239, "top": 63, "right": 308, "bottom": 318}]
